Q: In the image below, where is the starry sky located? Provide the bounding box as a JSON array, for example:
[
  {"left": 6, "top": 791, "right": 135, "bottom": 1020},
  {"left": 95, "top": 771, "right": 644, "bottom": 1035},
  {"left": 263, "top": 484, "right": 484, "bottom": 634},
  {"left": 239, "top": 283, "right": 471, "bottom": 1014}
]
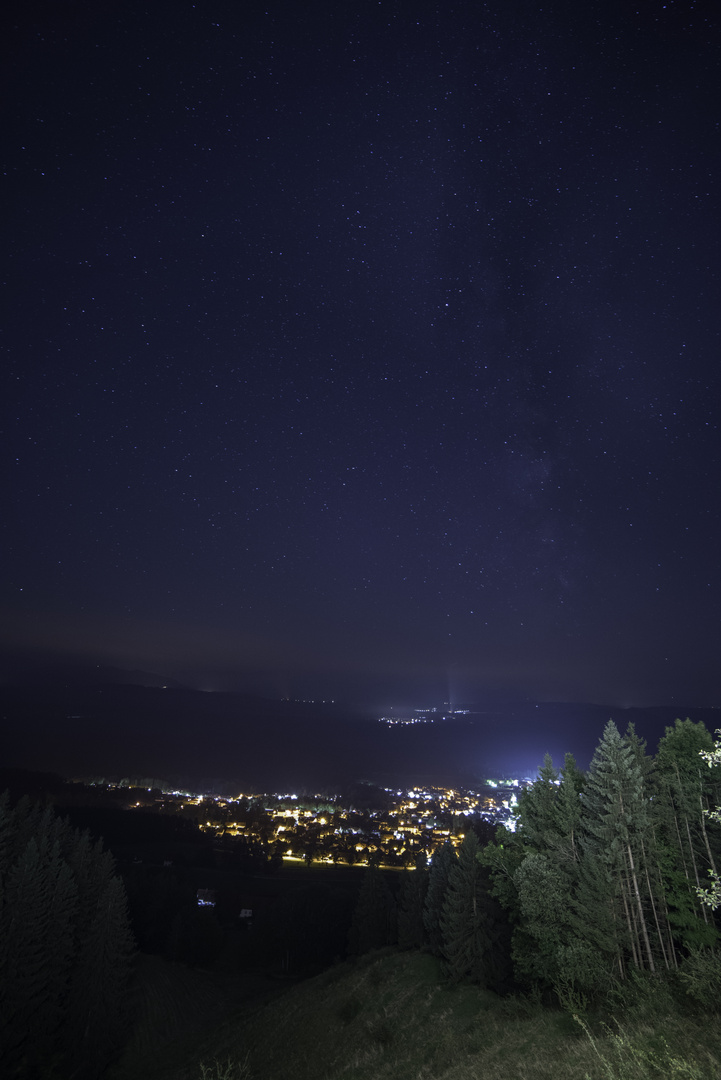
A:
[{"left": 3, "top": 0, "right": 719, "bottom": 709}]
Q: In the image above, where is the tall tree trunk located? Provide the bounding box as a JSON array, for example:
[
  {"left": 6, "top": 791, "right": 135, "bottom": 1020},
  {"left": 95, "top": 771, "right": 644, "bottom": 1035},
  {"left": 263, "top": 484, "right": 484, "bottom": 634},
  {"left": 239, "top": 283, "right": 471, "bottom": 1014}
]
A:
[
  {"left": 626, "top": 844, "right": 655, "bottom": 972},
  {"left": 683, "top": 809, "right": 703, "bottom": 885},
  {"left": 643, "top": 856, "right": 669, "bottom": 970},
  {"left": 611, "top": 899, "right": 626, "bottom": 979},
  {"left": 620, "top": 878, "right": 640, "bottom": 969},
  {"left": 640, "top": 834, "right": 673, "bottom": 970},
  {"left": 671, "top": 801, "right": 690, "bottom": 881},
  {"left": 699, "top": 789, "right": 718, "bottom": 876},
  {"left": 683, "top": 812, "right": 709, "bottom": 923}
]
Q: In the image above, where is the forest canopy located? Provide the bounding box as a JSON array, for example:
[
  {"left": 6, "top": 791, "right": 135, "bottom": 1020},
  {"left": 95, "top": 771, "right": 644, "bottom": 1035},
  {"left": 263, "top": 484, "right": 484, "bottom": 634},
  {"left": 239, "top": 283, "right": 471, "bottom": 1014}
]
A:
[{"left": 0, "top": 794, "right": 135, "bottom": 1079}]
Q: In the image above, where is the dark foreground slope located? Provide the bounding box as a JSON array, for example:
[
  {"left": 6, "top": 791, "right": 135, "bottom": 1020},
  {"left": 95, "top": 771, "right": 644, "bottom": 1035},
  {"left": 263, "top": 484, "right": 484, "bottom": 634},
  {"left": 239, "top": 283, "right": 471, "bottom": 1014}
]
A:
[
  {"left": 110, "top": 949, "right": 721, "bottom": 1080},
  {"left": 107, "top": 954, "right": 282, "bottom": 1080}
]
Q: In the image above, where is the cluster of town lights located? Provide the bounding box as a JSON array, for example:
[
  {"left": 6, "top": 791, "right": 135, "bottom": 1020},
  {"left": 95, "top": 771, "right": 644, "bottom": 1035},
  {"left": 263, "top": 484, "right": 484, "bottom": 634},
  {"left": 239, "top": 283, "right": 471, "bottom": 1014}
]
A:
[{"left": 115, "top": 780, "right": 527, "bottom": 866}]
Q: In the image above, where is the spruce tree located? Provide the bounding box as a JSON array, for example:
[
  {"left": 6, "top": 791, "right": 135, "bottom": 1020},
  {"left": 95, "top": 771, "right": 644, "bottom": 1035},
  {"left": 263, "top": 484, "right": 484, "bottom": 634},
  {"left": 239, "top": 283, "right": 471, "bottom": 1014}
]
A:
[
  {"left": 440, "top": 831, "right": 503, "bottom": 986},
  {"left": 577, "top": 721, "right": 660, "bottom": 976},
  {"left": 397, "top": 853, "right": 428, "bottom": 949},
  {"left": 512, "top": 851, "right": 571, "bottom": 986},
  {"left": 1, "top": 836, "right": 52, "bottom": 1070},
  {"left": 37, "top": 835, "right": 78, "bottom": 1056},
  {"left": 423, "top": 840, "right": 457, "bottom": 957},
  {"left": 554, "top": 755, "right": 585, "bottom": 865},
  {"left": 654, "top": 719, "right": 721, "bottom": 946},
  {"left": 0, "top": 795, "right": 136, "bottom": 1078},
  {"left": 481, "top": 754, "right": 585, "bottom": 993},
  {"left": 347, "top": 866, "right": 396, "bottom": 955},
  {"left": 516, "top": 754, "right": 560, "bottom": 852},
  {"left": 67, "top": 872, "right": 136, "bottom": 1073},
  {"left": 0, "top": 790, "right": 13, "bottom": 881},
  {"left": 696, "top": 727, "right": 721, "bottom": 910}
]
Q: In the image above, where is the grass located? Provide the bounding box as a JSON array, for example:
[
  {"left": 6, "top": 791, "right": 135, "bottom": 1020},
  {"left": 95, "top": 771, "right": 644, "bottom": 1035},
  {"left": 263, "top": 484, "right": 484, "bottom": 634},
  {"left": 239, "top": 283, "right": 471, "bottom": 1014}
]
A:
[
  {"left": 109, "top": 949, "right": 721, "bottom": 1080},
  {"left": 224, "top": 951, "right": 721, "bottom": 1080},
  {"left": 574, "top": 1016, "right": 710, "bottom": 1079},
  {"left": 197, "top": 1057, "right": 252, "bottom": 1080},
  {"left": 106, "top": 953, "right": 282, "bottom": 1080}
]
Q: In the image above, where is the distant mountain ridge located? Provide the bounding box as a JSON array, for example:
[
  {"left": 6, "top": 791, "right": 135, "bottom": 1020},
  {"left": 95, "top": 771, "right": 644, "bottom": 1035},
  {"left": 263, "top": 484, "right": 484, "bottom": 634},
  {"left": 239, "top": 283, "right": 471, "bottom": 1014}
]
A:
[
  {"left": 1, "top": 672, "right": 718, "bottom": 794},
  {"left": 1, "top": 654, "right": 189, "bottom": 689}
]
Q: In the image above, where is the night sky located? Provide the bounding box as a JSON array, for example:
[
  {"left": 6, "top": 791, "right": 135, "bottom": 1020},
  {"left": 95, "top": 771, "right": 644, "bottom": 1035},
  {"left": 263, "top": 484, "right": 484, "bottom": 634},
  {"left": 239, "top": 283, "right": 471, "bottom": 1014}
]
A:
[{"left": 3, "top": 0, "right": 719, "bottom": 710}]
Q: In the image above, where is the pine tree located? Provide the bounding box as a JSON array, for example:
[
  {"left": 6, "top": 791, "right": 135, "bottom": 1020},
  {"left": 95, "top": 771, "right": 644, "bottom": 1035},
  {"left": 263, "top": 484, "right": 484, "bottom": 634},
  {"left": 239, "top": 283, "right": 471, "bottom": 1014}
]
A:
[
  {"left": 1, "top": 836, "right": 52, "bottom": 1070},
  {"left": 67, "top": 872, "right": 136, "bottom": 1073},
  {"left": 512, "top": 851, "right": 572, "bottom": 986},
  {"left": 476, "top": 825, "right": 526, "bottom": 923},
  {"left": 440, "top": 831, "right": 504, "bottom": 986},
  {"left": 695, "top": 727, "right": 721, "bottom": 911},
  {"left": 578, "top": 721, "right": 661, "bottom": 976},
  {"left": 624, "top": 725, "right": 677, "bottom": 970},
  {"left": 347, "top": 866, "right": 396, "bottom": 955},
  {"left": 0, "top": 796, "right": 136, "bottom": 1079},
  {"left": 397, "top": 853, "right": 428, "bottom": 949},
  {"left": 480, "top": 755, "right": 586, "bottom": 993},
  {"left": 0, "top": 790, "right": 13, "bottom": 881},
  {"left": 516, "top": 754, "right": 560, "bottom": 852},
  {"left": 554, "top": 755, "right": 585, "bottom": 866},
  {"left": 36, "top": 834, "right": 78, "bottom": 1056},
  {"left": 654, "top": 719, "right": 721, "bottom": 945},
  {"left": 423, "top": 841, "right": 457, "bottom": 957}
]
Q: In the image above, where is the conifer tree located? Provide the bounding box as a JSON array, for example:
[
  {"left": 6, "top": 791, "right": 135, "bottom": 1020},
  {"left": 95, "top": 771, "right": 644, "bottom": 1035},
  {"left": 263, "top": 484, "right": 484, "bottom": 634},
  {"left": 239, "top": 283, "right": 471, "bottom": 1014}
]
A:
[
  {"left": 695, "top": 727, "right": 721, "bottom": 911},
  {"left": 0, "top": 790, "right": 13, "bottom": 881},
  {"left": 440, "top": 831, "right": 505, "bottom": 986},
  {"left": 0, "top": 794, "right": 136, "bottom": 1078},
  {"left": 476, "top": 824, "right": 525, "bottom": 924},
  {"left": 517, "top": 753, "right": 584, "bottom": 864},
  {"left": 423, "top": 840, "right": 457, "bottom": 957},
  {"left": 654, "top": 719, "right": 721, "bottom": 944},
  {"left": 397, "top": 853, "right": 428, "bottom": 949},
  {"left": 623, "top": 724, "right": 677, "bottom": 969},
  {"left": 479, "top": 723, "right": 718, "bottom": 997},
  {"left": 37, "top": 835, "right": 78, "bottom": 1053},
  {"left": 482, "top": 755, "right": 583, "bottom": 992},
  {"left": 1, "top": 836, "right": 53, "bottom": 1069},
  {"left": 554, "top": 754, "right": 585, "bottom": 865},
  {"left": 347, "top": 866, "right": 396, "bottom": 955},
  {"left": 578, "top": 721, "right": 659, "bottom": 975},
  {"left": 67, "top": 872, "right": 136, "bottom": 1072},
  {"left": 516, "top": 754, "right": 559, "bottom": 852},
  {"left": 512, "top": 851, "right": 573, "bottom": 986}
]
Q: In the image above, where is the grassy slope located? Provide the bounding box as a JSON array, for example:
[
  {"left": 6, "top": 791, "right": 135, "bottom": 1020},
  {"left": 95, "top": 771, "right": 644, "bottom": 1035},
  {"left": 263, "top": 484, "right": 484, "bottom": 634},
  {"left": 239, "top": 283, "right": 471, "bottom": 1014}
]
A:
[
  {"left": 116, "top": 949, "right": 721, "bottom": 1080},
  {"left": 231, "top": 950, "right": 721, "bottom": 1080},
  {"left": 107, "top": 954, "right": 282, "bottom": 1080}
]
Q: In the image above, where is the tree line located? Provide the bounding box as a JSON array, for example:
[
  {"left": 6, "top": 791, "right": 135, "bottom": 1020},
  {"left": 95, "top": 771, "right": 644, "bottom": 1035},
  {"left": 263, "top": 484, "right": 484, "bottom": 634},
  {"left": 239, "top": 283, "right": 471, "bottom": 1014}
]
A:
[
  {"left": 0, "top": 794, "right": 135, "bottom": 1079},
  {"left": 1, "top": 717, "right": 719, "bottom": 1078},
  {"left": 348, "top": 719, "right": 721, "bottom": 1009}
]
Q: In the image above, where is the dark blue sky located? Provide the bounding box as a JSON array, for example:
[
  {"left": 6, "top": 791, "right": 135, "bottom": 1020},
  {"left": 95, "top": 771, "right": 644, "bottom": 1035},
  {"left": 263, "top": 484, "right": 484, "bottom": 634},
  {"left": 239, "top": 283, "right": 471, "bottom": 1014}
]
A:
[{"left": 2, "top": 0, "right": 719, "bottom": 708}]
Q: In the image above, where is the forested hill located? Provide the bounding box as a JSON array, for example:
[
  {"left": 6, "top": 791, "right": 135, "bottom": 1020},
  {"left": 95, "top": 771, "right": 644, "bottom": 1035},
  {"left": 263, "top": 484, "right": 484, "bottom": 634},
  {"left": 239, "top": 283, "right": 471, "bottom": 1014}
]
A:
[
  {"left": 0, "top": 794, "right": 135, "bottom": 1077},
  {"left": 2, "top": 718, "right": 721, "bottom": 1080},
  {"left": 111, "top": 718, "right": 721, "bottom": 1080}
]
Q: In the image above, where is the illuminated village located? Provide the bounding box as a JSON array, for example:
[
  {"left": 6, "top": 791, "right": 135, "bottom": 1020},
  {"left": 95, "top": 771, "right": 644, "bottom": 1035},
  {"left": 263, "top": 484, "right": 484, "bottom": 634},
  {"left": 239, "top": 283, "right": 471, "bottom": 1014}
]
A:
[{"left": 116, "top": 779, "right": 529, "bottom": 868}]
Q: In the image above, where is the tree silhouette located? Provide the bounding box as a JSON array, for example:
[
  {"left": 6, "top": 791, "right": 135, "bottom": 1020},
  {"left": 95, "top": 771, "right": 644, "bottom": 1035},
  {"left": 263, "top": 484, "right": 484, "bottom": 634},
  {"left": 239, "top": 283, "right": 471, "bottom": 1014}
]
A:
[
  {"left": 347, "top": 866, "right": 396, "bottom": 955},
  {"left": 440, "top": 831, "right": 508, "bottom": 987},
  {"left": 0, "top": 794, "right": 135, "bottom": 1078},
  {"left": 423, "top": 840, "right": 457, "bottom": 957},
  {"left": 397, "top": 853, "right": 429, "bottom": 950}
]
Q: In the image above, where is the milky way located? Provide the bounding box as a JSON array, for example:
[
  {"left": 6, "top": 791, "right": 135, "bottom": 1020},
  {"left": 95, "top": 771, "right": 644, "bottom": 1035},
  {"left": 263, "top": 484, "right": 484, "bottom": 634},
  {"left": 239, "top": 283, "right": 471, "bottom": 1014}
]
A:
[{"left": 2, "top": 0, "right": 719, "bottom": 706}]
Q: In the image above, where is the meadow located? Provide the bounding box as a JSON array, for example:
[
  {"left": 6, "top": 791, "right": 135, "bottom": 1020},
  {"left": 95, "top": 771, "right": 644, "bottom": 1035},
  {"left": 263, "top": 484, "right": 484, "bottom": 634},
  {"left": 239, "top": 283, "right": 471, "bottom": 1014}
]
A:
[{"left": 109, "top": 948, "right": 721, "bottom": 1080}]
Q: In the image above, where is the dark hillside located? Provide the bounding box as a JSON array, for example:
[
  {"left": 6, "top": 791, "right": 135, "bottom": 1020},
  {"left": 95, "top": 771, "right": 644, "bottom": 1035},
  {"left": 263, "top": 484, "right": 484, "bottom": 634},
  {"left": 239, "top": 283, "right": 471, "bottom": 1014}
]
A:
[
  {"left": 107, "top": 954, "right": 282, "bottom": 1080},
  {"left": 106, "top": 948, "right": 721, "bottom": 1080}
]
